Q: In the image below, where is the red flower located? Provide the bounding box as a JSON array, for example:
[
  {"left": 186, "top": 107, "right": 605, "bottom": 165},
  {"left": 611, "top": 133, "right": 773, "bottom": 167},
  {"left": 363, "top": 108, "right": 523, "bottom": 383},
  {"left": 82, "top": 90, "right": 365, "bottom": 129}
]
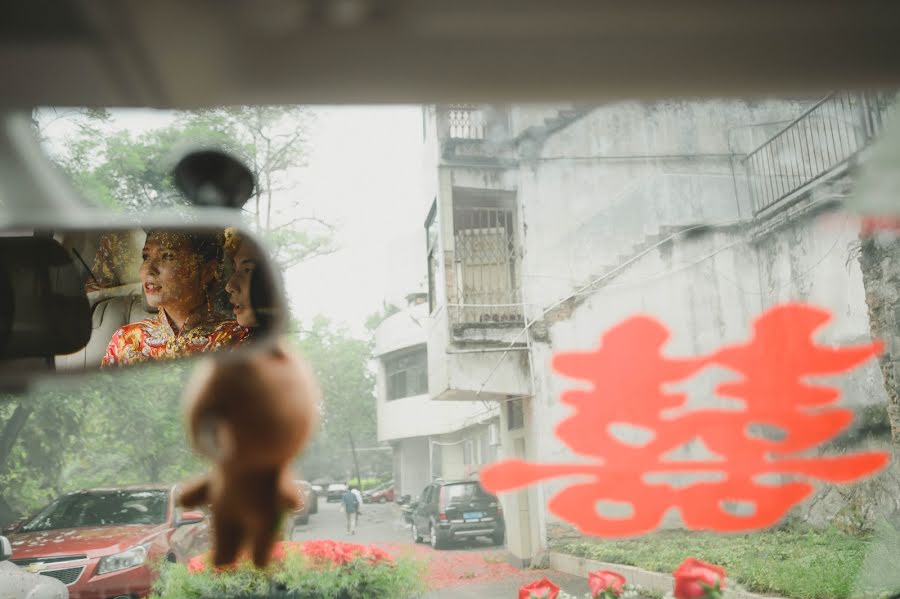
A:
[
  {"left": 299, "top": 540, "right": 394, "bottom": 567},
  {"left": 589, "top": 570, "right": 626, "bottom": 598},
  {"left": 186, "top": 554, "right": 208, "bottom": 574},
  {"left": 186, "top": 540, "right": 393, "bottom": 573},
  {"left": 673, "top": 558, "right": 725, "bottom": 599},
  {"left": 518, "top": 577, "right": 560, "bottom": 599}
]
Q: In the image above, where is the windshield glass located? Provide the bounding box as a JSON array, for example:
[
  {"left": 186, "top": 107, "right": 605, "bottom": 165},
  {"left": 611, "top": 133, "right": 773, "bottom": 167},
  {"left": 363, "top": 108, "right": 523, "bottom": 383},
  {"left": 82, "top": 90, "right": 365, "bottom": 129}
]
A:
[
  {"left": 443, "top": 483, "right": 491, "bottom": 503},
  {"left": 4, "top": 96, "right": 899, "bottom": 599},
  {"left": 21, "top": 490, "right": 169, "bottom": 531}
]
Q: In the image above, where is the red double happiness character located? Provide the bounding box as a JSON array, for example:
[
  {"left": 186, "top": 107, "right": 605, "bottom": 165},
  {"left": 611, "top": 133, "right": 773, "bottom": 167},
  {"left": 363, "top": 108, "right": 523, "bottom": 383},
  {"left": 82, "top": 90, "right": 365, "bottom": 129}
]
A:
[{"left": 481, "top": 303, "right": 889, "bottom": 536}]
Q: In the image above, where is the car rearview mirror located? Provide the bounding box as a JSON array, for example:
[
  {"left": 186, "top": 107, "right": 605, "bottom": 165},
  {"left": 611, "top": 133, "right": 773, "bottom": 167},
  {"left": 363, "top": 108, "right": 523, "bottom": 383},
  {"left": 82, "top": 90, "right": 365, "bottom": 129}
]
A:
[
  {"left": 0, "top": 223, "right": 286, "bottom": 386},
  {"left": 177, "top": 511, "right": 206, "bottom": 526},
  {"left": 0, "top": 536, "right": 11, "bottom": 562}
]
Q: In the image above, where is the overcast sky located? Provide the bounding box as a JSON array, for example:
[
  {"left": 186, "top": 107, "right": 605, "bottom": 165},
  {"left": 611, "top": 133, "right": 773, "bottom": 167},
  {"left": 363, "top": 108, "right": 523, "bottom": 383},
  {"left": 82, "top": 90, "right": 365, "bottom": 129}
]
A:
[
  {"left": 43, "top": 105, "right": 428, "bottom": 337},
  {"left": 283, "top": 106, "right": 427, "bottom": 335}
]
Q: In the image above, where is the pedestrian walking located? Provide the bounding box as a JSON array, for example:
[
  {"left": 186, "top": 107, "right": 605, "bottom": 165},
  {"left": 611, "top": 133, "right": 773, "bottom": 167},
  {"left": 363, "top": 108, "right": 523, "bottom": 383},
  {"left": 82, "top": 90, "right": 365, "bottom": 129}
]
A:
[{"left": 342, "top": 483, "right": 360, "bottom": 534}]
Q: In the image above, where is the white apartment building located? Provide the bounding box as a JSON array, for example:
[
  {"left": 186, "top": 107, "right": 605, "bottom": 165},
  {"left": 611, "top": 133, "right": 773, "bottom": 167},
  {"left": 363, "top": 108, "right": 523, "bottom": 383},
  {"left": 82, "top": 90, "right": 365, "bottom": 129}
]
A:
[{"left": 373, "top": 293, "right": 501, "bottom": 501}]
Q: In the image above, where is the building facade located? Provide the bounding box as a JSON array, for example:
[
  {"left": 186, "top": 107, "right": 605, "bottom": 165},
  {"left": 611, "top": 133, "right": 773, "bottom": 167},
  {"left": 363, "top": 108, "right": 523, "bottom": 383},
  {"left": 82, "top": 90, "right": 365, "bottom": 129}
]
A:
[{"left": 418, "top": 96, "right": 897, "bottom": 565}]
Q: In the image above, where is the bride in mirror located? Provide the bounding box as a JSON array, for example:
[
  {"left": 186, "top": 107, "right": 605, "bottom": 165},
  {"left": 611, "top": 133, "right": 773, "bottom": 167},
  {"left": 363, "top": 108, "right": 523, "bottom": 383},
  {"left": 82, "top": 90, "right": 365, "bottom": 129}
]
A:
[
  {"left": 224, "top": 228, "right": 278, "bottom": 341},
  {"left": 101, "top": 230, "right": 247, "bottom": 366}
]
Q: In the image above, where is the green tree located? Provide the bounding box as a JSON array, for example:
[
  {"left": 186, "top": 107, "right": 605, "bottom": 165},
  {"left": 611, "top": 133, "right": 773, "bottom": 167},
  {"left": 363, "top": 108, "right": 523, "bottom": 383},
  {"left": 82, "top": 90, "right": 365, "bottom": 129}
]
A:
[
  {"left": 0, "top": 390, "right": 88, "bottom": 523},
  {"left": 61, "top": 364, "right": 204, "bottom": 490},
  {"left": 290, "top": 317, "right": 388, "bottom": 481},
  {"left": 36, "top": 106, "right": 336, "bottom": 270},
  {"left": 175, "top": 106, "right": 335, "bottom": 269},
  {"left": 0, "top": 363, "right": 204, "bottom": 525},
  {"left": 33, "top": 108, "right": 117, "bottom": 208}
]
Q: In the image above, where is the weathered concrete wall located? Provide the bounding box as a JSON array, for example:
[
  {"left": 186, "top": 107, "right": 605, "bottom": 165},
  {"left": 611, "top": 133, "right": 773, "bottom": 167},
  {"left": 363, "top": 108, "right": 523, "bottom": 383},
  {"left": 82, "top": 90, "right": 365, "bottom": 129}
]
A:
[
  {"left": 396, "top": 437, "right": 430, "bottom": 499},
  {"left": 518, "top": 99, "right": 810, "bottom": 313},
  {"left": 526, "top": 201, "right": 891, "bottom": 539},
  {"left": 510, "top": 104, "right": 890, "bottom": 545}
]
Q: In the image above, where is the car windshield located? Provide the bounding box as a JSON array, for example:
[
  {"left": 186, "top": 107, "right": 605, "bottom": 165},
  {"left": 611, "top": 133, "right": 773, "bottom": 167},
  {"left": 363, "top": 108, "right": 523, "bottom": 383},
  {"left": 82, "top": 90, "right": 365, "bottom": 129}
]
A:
[
  {"left": 442, "top": 483, "right": 491, "bottom": 503},
  {"left": 20, "top": 490, "right": 169, "bottom": 531},
  {"left": 4, "top": 95, "right": 900, "bottom": 599}
]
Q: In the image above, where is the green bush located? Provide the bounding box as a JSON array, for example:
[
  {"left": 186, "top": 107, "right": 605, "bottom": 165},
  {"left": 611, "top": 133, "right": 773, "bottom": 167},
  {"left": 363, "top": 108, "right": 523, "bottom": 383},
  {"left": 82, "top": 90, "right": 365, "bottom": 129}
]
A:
[
  {"left": 348, "top": 478, "right": 390, "bottom": 491},
  {"left": 149, "top": 551, "right": 426, "bottom": 599}
]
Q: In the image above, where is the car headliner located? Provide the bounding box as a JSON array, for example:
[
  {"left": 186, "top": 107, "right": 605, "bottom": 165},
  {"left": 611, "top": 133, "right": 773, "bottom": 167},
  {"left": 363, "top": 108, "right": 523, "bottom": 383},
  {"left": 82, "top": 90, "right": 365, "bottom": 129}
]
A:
[{"left": 1, "top": 0, "right": 899, "bottom": 108}]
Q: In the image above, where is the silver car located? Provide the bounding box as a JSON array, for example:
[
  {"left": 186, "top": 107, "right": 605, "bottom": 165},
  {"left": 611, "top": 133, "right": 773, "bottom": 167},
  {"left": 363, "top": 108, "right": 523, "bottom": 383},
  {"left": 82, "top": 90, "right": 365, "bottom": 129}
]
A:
[{"left": 0, "top": 535, "right": 68, "bottom": 599}]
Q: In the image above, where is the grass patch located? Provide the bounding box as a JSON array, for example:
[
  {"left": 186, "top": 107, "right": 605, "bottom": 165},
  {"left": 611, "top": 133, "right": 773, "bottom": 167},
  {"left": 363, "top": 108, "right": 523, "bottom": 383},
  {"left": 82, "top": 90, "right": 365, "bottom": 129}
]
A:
[{"left": 556, "top": 522, "right": 886, "bottom": 599}]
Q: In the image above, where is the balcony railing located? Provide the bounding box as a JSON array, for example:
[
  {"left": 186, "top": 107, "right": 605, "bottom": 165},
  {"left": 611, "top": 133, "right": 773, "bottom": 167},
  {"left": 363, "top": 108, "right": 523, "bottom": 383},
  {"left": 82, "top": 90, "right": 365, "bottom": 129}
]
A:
[
  {"left": 743, "top": 92, "right": 893, "bottom": 215},
  {"left": 447, "top": 105, "right": 485, "bottom": 140}
]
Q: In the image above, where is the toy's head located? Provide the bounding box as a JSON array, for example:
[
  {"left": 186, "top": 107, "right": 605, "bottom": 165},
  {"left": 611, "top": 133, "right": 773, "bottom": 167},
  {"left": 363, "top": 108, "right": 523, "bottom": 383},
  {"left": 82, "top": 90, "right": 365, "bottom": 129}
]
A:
[{"left": 184, "top": 343, "right": 320, "bottom": 469}]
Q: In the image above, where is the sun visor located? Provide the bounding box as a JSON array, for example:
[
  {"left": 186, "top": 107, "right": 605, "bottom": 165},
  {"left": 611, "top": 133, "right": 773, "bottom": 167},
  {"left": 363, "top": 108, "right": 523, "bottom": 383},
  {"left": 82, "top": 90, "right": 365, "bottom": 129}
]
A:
[{"left": 0, "top": 236, "right": 91, "bottom": 359}]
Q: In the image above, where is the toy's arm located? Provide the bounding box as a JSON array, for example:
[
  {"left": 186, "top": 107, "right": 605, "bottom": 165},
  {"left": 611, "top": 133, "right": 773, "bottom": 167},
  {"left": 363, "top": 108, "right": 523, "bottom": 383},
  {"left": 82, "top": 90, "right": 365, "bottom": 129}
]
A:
[{"left": 279, "top": 472, "right": 301, "bottom": 511}]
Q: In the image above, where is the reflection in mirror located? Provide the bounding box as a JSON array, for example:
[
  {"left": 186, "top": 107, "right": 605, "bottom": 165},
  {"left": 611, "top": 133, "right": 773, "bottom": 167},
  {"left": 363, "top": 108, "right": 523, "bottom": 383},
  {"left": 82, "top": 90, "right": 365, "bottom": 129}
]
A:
[
  {"left": 52, "top": 226, "right": 282, "bottom": 371},
  {"left": 172, "top": 149, "right": 255, "bottom": 210},
  {"left": 0, "top": 235, "right": 92, "bottom": 362}
]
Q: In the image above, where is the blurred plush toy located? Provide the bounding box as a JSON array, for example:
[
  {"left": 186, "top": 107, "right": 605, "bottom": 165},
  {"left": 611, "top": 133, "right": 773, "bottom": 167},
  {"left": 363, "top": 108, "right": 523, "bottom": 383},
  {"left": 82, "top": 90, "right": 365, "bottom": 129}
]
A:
[{"left": 178, "top": 343, "right": 319, "bottom": 567}]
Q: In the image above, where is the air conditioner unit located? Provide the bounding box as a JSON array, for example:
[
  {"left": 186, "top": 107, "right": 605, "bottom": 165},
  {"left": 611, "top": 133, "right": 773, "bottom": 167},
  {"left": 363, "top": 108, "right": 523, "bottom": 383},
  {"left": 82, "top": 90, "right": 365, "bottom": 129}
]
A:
[{"left": 488, "top": 423, "right": 500, "bottom": 447}]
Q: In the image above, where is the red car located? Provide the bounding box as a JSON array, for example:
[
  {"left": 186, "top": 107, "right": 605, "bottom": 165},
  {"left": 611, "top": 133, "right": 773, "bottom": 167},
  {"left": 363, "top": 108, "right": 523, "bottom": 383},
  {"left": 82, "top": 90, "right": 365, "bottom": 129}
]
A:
[
  {"left": 6, "top": 485, "right": 208, "bottom": 599},
  {"left": 369, "top": 486, "right": 395, "bottom": 503}
]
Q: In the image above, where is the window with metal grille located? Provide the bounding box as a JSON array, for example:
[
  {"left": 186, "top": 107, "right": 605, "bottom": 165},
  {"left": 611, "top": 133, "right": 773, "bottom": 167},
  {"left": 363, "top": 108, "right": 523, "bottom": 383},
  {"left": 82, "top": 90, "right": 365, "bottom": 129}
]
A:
[
  {"left": 384, "top": 347, "right": 428, "bottom": 400},
  {"left": 452, "top": 192, "right": 522, "bottom": 325}
]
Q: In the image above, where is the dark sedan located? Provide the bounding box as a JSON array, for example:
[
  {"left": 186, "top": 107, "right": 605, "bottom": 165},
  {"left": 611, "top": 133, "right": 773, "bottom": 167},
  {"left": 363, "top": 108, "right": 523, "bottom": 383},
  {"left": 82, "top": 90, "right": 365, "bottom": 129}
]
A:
[{"left": 410, "top": 480, "right": 504, "bottom": 549}]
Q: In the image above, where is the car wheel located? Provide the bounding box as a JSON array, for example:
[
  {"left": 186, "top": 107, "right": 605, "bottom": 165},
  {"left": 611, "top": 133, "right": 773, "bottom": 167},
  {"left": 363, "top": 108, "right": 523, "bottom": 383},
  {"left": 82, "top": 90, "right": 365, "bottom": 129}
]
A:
[
  {"left": 430, "top": 521, "right": 447, "bottom": 550},
  {"left": 491, "top": 530, "right": 505, "bottom": 546},
  {"left": 412, "top": 523, "right": 423, "bottom": 543}
]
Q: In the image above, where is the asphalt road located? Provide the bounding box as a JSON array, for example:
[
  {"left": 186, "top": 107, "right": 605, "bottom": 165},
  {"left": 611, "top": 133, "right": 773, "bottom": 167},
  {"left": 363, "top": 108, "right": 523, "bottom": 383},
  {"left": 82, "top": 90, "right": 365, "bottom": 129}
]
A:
[{"left": 291, "top": 497, "right": 591, "bottom": 598}]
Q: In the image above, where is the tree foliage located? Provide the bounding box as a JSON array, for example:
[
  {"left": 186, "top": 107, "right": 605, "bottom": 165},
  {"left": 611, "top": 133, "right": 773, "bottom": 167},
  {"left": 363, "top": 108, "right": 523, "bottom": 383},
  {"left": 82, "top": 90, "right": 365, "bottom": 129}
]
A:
[
  {"left": 0, "top": 363, "right": 204, "bottom": 525},
  {"left": 0, "top": 315, "right": 385, "bottom": 525},
  {"left": 36, "top": 106, "right": 336, "bottom": 270},
  {"left": 290, "top": 317, "right": 389, "bottom": 482}
]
